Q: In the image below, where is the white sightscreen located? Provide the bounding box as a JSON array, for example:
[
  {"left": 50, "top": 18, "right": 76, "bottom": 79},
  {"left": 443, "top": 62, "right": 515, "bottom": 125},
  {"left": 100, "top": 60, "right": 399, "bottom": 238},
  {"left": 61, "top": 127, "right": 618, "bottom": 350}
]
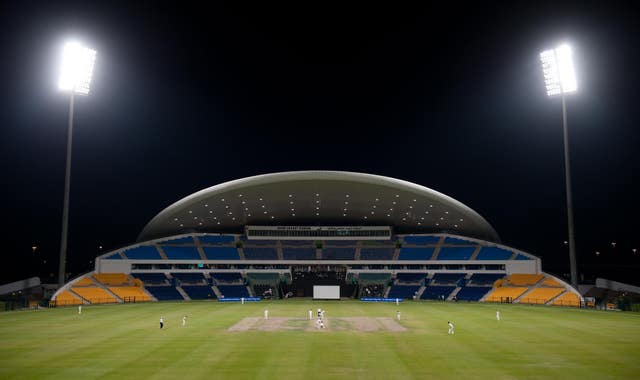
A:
[{"left": 313, "top": 285, "right": 340, "bottom": 300}]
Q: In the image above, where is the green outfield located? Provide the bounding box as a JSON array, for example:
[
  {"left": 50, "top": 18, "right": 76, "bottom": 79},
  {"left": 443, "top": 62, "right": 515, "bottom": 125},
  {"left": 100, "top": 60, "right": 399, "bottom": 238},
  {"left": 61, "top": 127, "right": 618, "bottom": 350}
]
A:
[{"left": 1, "top": 300, "right": 638, "bottom": 379}]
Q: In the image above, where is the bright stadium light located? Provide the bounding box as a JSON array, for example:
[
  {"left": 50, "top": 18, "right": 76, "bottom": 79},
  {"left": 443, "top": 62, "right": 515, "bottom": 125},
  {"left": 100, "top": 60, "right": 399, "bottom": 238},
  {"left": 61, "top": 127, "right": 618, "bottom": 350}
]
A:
[
  {"left": 58, "top": 41, "right": 96, "bottom": 94},
  {"left": 57, "top": 41, "right": 96, "bottom": 288},
  {"left": 540, "top": 43, "right": 579, "bottom": 289}
]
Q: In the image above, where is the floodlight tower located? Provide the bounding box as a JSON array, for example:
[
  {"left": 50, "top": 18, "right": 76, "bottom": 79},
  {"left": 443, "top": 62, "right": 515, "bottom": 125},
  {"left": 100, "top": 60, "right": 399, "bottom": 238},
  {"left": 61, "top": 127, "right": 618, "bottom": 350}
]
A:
[
  {"left": 540, "top": 44, "right": 579, "bottom": 289},
  {"left": 57, "top": 41, "right": 96, "bottom": 288}
]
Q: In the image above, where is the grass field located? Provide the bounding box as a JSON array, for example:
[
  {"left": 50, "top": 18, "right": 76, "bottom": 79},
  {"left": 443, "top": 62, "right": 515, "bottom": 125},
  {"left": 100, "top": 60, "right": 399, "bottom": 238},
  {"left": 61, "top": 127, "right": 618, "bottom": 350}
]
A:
[{"left": 1, "top": 300, "right": 639, "bottom": 379}]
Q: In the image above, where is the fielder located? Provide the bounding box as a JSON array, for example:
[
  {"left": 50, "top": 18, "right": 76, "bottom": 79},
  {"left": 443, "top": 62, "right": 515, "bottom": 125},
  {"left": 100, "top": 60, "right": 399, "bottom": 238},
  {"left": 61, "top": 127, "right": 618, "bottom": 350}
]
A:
[{"left": 448, "top": 321, "right": 454, "bottom": 335}]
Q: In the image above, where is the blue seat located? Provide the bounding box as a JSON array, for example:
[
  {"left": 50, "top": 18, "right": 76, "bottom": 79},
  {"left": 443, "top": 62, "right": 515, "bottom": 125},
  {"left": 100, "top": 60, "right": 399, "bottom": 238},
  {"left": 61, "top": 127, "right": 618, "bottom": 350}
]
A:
[
  {"left": 282, "top": 248, "right": 316, "bottom": 260},
  {"left": 162, "top": 246, "right": 201, "bottom": 260},
  {"left": 398, "top": 247, "right": 434, "bottom": 260},
  {"left": 217, "top": 285, "right": 250, "bottom": 298},
  {"left": 145, "top": 286, "right": 184, "bottom": 300},
  {"left": 360, "top": 248, "right": 395, "bottom": 260},
  {"left": 182, "top": 285, "right": 216, "bottom": 300},
  {"left": 198, "top": 235, "right": 235, "bottom": 244},
  {"left": 476, "top": 247, "right": 513, "bottom": 260},
  {"left": 455, "top": 287, "right": 492, "bottom": 301},
  {"left": 437, "top": 247, "right": 475, "bottom": 260},
  {"left": 403, "top": 236, "right": 440, "bottom": 245},
  {"left": 203, "top": 247, "right": 240, "bottom": 260},
  {"left": 123, "top": 246, "right": 161, "bottom": 260},
  {"left": 421, "top": 286, "right": 455, "bottom": 300}
]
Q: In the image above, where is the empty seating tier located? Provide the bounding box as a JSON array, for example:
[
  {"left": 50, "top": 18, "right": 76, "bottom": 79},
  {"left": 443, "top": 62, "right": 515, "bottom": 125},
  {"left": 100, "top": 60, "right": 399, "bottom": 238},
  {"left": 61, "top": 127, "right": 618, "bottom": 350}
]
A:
[
  {"left": 443, "top": 237, "right": 474, "bottom": 245},
  {"left": 360, "top": 248, "right": 395, "bottom": 260},
  {"left": 171, "top": 273, "right": 206, "bottom": 284},
  {"left": 421, "top": 286, "right": 456, "bottom": 300},
  {"left": 109, "top": 287, "right": 151, "bottom": 302},
  {"left": 431, "top": 273, "right": 465, "bottom": 285},
  {"left": 93, "top": 273, "right": 131, "bottom": 286},
  {"left": 181, "top": 285, "right": 216, "bottom": 300},
  {"left": 203, "top": 247, "right": 240, "bottom": 260},
  {"left": 162, "top": 246, "right": 201, "bottom": 260},
  {"left": 145, "top": 286, "right": 184, "bottom": 301},
  {"left": 437, "top": 247, "right": 475, "bottom": 260},
  {"left": 388, "top": 285, "right": 420, "bottom": 299},
  {"left": 507, "top": 274, "right": 544, "bottom": 286},
  {"left": 552, "top": 292, "right": 581, "bottom": 307},
  {"left": 131, "top": 273, "right": 168, "bottom": 285},
  {"left": 541, "top": 277, "right": 562, "bottom": 287},
  {"left": 403, "top": 236, "right": 440, "bottom": 245},
  {"left": 455, "top": 287, "right": 492, "bottom": 301},
  {"left": 198, "top": 235, "right": 235, "bottom": 244},
  {"left": 217, "top": 285, "right": 250, "bottom": 298},
  {"left": 519, "top": 288, "right": 564, "bottom": 305},
  {"left": 54, "top": 290, "right": 84, "bottom": 306},
  {"left": 484, "top": 287, "right": 528, "bottom": 302},
  {"left": 211, "top": 272, "right": 243, "bottom": 284},
  {"left": 160, "top": 236, "right": 195, "bottom": 244},
  {"left": 243, "top": 248, "right": 278, "bottom": 260},
  {"left": 71, "top": 287, "right": 117, "bottom": 304},
  {"left": 322, "top": 248, "right": 355, "bottom": 260},
  {"left": 122, "top": 246, "right": 162, "bottom": 260},
  {"left": 282, "top": 248, "right": 316, "bottom": 260},
  {"left": 398, "top": 247, "right": 434, "bottom": 260},
  {"left": 475, "top": 247, "right": 513, "bottom": 260},
  {"left": 74, "top": 277, "right": 95, "bottom": 286}
]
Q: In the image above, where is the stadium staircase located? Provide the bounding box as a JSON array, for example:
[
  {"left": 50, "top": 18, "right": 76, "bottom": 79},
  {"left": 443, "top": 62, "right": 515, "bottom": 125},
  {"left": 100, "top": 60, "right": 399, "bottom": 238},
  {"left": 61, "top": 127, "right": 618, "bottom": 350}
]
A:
[
  {"left": 392, "top": 248, "right": 400, "bottom": 260},
  {"left": 156, "top": 245, "right": 169, "bottom": 260},
  {"left": 237, "top": 248, "right": 246, "bottom": 260},
  {"left": 175, "top": 286, "right": 191, "bottom": 300},
  {"left": 193, "top": 238, "right": 208, "bottom": 261},
  {"left": 469, "top": 246, "right": 482, "bottom": 260},
  {"left": 89, "top": 275, "right": 124, "bottom": 303},
  {"left": 211, "top": 286, "right": 223, "bottom": 299},
  {"left": 276, "top": 241, "right": 284, "bottom": 260},
  {"left": 447, "top": 287, "right": 462, "bottom": 301},
  {"left": 354, "top": 242, "right": 362, "bottom": 260}
]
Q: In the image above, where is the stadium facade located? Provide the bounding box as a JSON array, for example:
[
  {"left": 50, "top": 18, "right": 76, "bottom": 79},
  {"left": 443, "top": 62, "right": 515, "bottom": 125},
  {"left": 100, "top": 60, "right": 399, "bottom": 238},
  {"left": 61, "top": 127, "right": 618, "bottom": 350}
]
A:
[{"left": 51, "top": 171, "right": 583, "bottom": 307}]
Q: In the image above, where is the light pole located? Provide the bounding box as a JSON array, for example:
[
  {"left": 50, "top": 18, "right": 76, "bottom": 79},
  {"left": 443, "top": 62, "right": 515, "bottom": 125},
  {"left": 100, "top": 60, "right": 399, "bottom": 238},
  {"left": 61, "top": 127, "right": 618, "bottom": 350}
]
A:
[
  {"left": 540, "top": 44, "right": 578, "bottom": 289},
  {"left": 57, "top": 41, "right": 96, "bottom": 288}
]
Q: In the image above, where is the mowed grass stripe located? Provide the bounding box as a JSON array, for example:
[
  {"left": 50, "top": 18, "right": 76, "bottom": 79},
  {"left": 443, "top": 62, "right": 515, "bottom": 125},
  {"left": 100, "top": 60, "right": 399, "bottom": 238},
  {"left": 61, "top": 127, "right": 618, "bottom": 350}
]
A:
[{"left": 1, "top": 301, "right": 639, "bottom": 379}]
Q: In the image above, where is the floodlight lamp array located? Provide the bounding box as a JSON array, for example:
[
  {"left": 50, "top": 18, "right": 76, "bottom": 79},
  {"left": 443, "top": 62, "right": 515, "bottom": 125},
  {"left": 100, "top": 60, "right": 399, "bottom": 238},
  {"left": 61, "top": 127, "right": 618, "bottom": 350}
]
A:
[
  {"left": 58, "top": 42, "right": 97, "bottom": 95},
  {"left": 540, "top": 44, "right": 577, "bottom": 97}
]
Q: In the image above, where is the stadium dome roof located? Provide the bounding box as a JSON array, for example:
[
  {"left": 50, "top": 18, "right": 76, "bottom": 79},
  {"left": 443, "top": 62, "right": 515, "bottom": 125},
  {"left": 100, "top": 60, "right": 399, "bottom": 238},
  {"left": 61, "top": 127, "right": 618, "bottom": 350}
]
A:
[{"left": 138, "top": 171, "right": 499, "bottom": 242}]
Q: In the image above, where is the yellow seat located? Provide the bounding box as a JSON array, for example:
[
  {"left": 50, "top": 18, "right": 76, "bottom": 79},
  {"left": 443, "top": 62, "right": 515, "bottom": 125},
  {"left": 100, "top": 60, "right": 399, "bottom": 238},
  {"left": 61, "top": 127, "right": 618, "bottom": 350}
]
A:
[
  {"left": 541, "top": 277, "right": 562, "bottom": 287},
  {"left": 74, "top": 277, "right": 95, "bottom": 286},
  {"left": 93, "top": 273, "right": 131, "bottom": 286},
  {"left": 485, "top": 287, "right": 528, "bottom": 302},
  {"left": 109, "top": 287, "right": 151, "bottom": 302},
  {"left": 519, "top": 288, "right": 564, "bottom": 305},
  {"left": 54, "top": 290, "right": 84, "bottom": 306},
  {"left": 71, "top": 287, "right": 117, "bottom": 304},
  {"left": 552, "top": 292, "right": 581, "bottom": 307},
  {"left": 507, "top": 274, "right": 544, "bottom": 286}
]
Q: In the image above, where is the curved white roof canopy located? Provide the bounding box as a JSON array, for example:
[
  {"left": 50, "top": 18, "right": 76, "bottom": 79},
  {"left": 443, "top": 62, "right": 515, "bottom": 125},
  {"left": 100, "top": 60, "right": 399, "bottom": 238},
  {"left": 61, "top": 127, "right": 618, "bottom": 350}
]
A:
[{"left": 138, "top": 171, "right": 499, "bottom": 242}]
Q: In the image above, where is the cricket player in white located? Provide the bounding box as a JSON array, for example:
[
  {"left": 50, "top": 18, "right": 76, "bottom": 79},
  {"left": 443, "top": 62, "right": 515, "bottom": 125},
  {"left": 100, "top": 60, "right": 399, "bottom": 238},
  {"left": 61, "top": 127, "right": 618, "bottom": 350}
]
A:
[
  {"left": 396, "top": 310, "right": 401, "bottom": 321},
  {"left": 264, "top": 309, "right": 268, "bottom": 320},
  {"left": 78, "top": 305, "right": 82, "bottom": 315},
  {"left": 160, "top": 316, "right": 164, "bottom": 329},
  {"left": 448, "top": 321, "right": 454, "bottom": 334},
  {"left": 182, "top": 315, "right": 187, "bottom": 327},
  {"left": 308, "top": 309, "right": 313, "bottom": 320},
  {"left": 496, "top": 310, "right": 501, "bottom": 321}
]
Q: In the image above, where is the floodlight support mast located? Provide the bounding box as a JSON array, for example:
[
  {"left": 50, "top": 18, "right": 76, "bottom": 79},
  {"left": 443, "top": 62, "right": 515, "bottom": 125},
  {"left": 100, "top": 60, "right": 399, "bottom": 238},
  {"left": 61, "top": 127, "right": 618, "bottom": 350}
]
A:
[
  {"left": 561, "top": 93, "right": 578, "bottom": 289},
  {"left": 58, "top": 92, "right": 74, "bottom": 288}
]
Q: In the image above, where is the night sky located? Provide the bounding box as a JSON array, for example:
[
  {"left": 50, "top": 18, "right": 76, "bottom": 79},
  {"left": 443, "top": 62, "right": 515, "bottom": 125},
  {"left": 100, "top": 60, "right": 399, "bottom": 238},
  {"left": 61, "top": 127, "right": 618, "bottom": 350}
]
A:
[{"left": 1, "top": 2, "right": 638, "bottom": 285}]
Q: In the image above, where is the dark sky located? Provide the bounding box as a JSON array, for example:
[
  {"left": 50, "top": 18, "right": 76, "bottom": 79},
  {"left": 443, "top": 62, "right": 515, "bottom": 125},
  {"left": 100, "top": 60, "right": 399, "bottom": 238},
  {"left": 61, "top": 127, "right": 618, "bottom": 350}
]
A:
[{"left": 1, "top": 2, "right": 639, "bottom": 285}]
